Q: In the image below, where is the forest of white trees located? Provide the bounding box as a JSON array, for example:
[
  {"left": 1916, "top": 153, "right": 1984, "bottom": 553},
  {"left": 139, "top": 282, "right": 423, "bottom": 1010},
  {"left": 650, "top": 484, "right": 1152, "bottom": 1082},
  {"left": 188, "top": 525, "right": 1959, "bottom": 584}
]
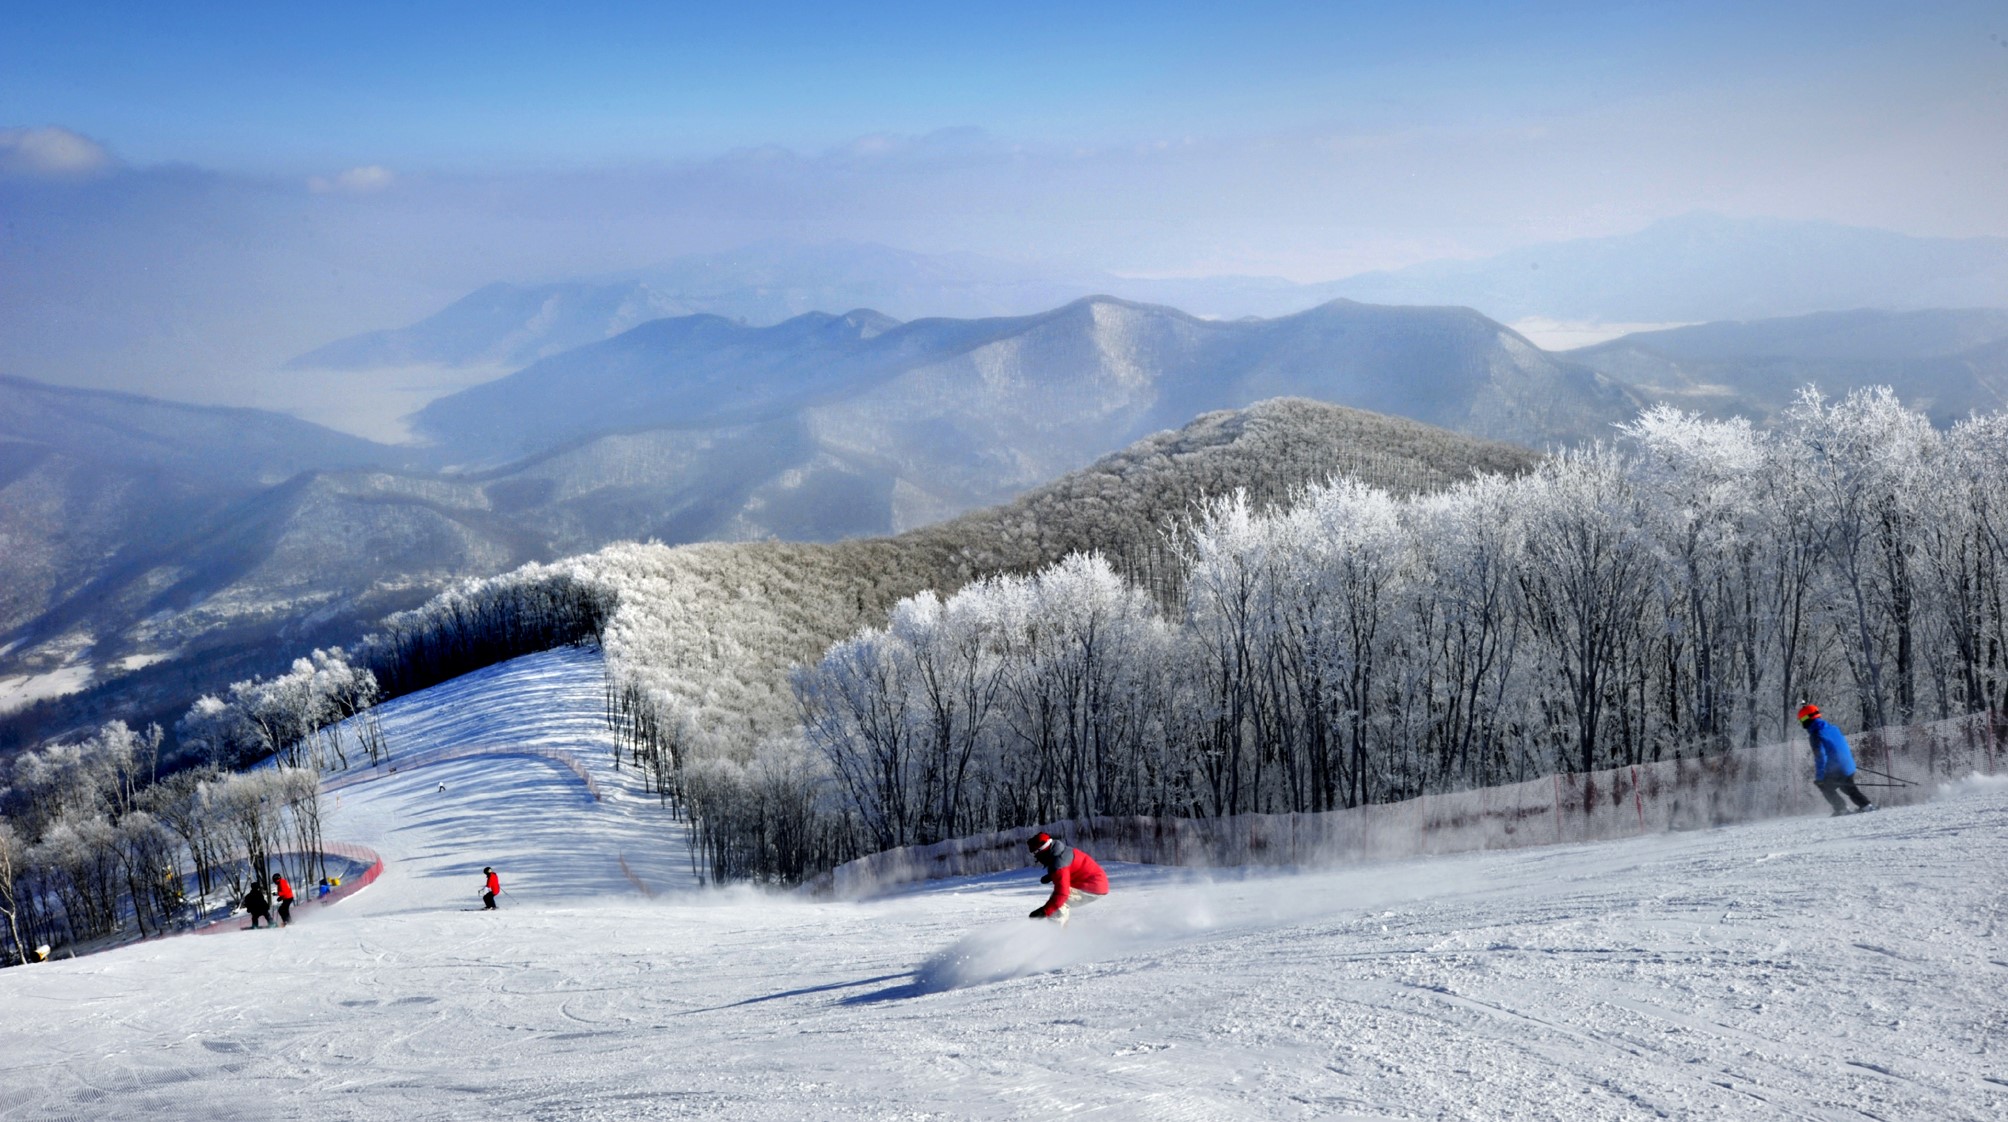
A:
[{"left": 763, "top": 390, "right": 2008, "bottom": 879}]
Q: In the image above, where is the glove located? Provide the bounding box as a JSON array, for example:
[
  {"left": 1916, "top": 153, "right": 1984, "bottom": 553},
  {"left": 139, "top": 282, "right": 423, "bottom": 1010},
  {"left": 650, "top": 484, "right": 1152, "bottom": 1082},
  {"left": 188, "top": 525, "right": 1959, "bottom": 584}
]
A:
[
  {"left": 1039, "top": 873, "right": 1052, "bottom": 884},
  {"left": 1029, "top": 907, "right": 1047, "bottom": 919}
]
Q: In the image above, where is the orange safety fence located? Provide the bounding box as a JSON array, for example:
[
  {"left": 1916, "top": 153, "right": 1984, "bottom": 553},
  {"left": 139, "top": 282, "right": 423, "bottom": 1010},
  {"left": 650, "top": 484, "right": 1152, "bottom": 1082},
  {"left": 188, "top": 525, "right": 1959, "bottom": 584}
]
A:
[{"left": 189, "top": 843, "right": 384, "bottom": 935}]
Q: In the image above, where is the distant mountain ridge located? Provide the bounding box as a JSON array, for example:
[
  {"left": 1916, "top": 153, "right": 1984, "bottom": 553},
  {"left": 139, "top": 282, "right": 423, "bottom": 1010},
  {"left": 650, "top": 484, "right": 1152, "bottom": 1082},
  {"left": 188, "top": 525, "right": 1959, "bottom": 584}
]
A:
[
  {"left": 1568, "top": 308, "right": 2008, "bottom": 425},
  {"left": 414, "top": 296, "right": 1635, "bottom": 478},
  {"left": 1328, "top": 213, "right": 2008, "bottom": 324},
  {"left": 288, "top": 216, "right": 2008, "bottom": 376},
  {"left": 285, "top": 281, "right": 694, "bottom": 371}
]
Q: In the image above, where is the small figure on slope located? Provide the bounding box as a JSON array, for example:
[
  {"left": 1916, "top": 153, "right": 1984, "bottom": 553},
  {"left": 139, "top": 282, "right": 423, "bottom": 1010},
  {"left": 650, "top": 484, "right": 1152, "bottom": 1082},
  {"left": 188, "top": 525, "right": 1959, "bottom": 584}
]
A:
[
  {"left": 481, "top": 866, "right": 500, "bottom": 911},
  {"left": 243, "top": 881, "right": 274, "bottom": 929},
  {"left": 1027, "top": 832, "right": 1108, "bottom": 925},
  {"left": 1798, "top": 704, "right": 1877, "bottom": 816},
  {"left": 272, "top": 873, "right": 295, "bottom": 926}
]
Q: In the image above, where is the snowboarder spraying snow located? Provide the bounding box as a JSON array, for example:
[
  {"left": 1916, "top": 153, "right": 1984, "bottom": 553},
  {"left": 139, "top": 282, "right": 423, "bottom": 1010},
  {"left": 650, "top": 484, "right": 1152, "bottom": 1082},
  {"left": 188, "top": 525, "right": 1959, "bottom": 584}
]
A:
[
  {"left": 1026, "top": 833, "right": 1108, "bottom": 924},
  {"left": 272, "top": 873, "right": 294, "bottom": 926},
  {"left": 1798, "top": 704, "right": 1876, "bottom": 816},
  {"left": 481, "top": 866, "right": 500, "bottom": 910},
  {"left": 243, "top": 882, "right": 274, "bottom": 929}
]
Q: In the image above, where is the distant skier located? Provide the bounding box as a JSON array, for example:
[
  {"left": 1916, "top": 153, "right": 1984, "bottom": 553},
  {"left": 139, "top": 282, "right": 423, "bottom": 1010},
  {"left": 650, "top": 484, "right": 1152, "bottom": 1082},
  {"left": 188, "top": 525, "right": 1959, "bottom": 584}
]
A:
[
  {"left": 1798, "top": 704, "right": 1876, "bottom": 816},
  {"left": 243, "top": 881, "right": 274, "bottom": 929},
  {"left": 1026, "top": 833, "right": 1108, "bottom": 924},
  {"left": 272, "top": 873, "right": 295, "bottom": 926},
  {"left": 481, "top": 866, "right": 500, "bottom": 910}
]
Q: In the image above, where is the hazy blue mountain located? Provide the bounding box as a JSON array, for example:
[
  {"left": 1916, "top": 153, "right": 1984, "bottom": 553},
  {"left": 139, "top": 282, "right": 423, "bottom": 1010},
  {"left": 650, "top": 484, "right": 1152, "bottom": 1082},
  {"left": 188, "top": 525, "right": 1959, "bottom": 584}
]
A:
[
  {"left": 415, "top": 296, "right": 1635, "bottom": 476},
  {"left": 1571, "top": 308, "right": 2008, "bottom": 425},
  {"left": 288, "top": 220, "right": 2008, "bottom": 380},
  {"left": 284, "top": 281, "right": 694, "bottom": 371},
  {"left": 288, "top": 244, "right": 1116, "bottom": 374},
  {"left": 411, "top": 309, "right": 904, "bottom": 463},
  {"left": 1322, "top": 213, "right": 2008, "bottom": 324}
]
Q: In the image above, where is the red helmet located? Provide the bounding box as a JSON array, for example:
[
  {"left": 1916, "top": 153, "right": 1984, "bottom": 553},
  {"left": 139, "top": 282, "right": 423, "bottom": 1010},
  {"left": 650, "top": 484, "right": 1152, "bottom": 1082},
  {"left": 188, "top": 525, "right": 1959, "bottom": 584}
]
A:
[
  {"left": 1027, "top": 832, "right": 1055, "bottom": 855},
  {"left": 1796, "top": 703, "right": 1820, "bottom": 723}
]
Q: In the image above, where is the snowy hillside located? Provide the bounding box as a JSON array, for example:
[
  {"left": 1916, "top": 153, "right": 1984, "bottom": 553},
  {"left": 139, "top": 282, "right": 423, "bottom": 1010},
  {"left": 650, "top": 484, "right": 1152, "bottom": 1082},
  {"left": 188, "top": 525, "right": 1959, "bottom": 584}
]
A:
[{"left": 2, "top": 647, "right": 2002, "bottom": 1121}]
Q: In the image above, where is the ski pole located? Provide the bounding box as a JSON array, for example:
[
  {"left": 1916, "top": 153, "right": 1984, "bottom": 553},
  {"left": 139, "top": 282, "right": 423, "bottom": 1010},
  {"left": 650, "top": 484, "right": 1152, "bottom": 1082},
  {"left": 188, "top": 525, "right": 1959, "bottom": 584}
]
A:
[{"left": 1856, "top": 766, "right": 1917, "bottom": 786}]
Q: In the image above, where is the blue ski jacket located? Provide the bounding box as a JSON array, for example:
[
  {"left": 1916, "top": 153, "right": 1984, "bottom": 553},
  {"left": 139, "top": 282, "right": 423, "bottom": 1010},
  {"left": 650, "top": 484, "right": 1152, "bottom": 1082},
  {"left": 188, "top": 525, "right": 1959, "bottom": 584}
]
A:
[{"left": 1804, "top": 717, "right": 1857, "bottom": 781}]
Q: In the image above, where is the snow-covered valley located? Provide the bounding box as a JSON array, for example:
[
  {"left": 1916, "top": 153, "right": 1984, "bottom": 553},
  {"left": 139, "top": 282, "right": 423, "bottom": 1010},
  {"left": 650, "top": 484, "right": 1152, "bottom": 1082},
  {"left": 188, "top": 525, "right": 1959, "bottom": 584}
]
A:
[{"left": 2, "top": 647, "right": 2002, "bottom": 1121}]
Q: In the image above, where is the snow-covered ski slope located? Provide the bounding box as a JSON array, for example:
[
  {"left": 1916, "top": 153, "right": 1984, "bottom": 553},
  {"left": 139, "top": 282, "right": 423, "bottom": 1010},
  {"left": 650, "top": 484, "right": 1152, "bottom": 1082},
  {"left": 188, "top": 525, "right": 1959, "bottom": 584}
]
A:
[{"left": 3, "top": 648, "right": 2003, "bottom": 1121}]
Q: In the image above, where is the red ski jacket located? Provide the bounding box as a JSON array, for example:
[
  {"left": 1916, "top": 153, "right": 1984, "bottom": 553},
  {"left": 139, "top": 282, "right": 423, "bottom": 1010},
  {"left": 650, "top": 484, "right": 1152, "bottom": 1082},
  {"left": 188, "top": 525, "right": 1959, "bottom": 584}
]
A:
[
  {"left": 485, "top": 871, "right": 500, "bottom": 895},
  {"left": 274, "top": 876, "right": 293, "bottom": 902},
  {"left": 1034, "top": 842, "right": 1109, "bottom": 917}
]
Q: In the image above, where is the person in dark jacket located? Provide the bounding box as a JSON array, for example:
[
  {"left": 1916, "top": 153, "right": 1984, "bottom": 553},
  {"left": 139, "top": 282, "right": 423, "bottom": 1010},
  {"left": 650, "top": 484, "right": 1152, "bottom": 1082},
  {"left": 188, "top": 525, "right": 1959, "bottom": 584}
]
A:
[
  {"left": 244, "top": 882, "right": 273, "bottom": 929},
  {"left": 1027, "top": 833, "right": 1109, "bottom": 925},
  {"left": 1798, "top": 704, "right": 1876, "bottom": 816},
  {"left": 481, "top": 867, "right": 500, "bottom": 910},
  {"left": 272, "top": 873, "right": 295, "bottom": 926}
]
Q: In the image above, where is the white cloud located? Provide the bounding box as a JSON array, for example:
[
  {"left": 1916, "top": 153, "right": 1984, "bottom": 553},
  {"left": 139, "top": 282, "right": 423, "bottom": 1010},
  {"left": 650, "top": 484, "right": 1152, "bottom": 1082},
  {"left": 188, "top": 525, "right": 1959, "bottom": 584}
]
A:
[
  {"left": 309, "top": 165, "right": 396, "bottom": 194},
  {"left": 0, "top": 126, "right": 116, "bottom": 179}
]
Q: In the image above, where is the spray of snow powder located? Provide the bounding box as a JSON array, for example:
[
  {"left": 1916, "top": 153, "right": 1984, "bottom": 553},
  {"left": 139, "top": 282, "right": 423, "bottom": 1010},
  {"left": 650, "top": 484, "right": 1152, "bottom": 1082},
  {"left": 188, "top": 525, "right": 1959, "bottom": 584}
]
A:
[{"left": 912, "top": 890, "right": 1228, "bottom": 992}]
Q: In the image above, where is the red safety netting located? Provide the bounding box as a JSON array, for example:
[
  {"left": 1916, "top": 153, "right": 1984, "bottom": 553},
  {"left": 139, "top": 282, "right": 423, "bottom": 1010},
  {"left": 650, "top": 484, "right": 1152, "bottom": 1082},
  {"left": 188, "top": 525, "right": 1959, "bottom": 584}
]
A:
[{"left": 188, "top": 843, "right": 384, "bottom": 935}]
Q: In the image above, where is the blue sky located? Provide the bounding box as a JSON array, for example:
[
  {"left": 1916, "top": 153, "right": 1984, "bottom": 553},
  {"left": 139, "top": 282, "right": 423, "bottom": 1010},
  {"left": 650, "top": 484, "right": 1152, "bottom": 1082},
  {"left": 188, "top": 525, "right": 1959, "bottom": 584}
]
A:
[
  {"left": 7, "top": 1, "right": 1996, "bottom": 171},
  {"left": 1, "top": 1, "right": 2003, "bottom": 403}
]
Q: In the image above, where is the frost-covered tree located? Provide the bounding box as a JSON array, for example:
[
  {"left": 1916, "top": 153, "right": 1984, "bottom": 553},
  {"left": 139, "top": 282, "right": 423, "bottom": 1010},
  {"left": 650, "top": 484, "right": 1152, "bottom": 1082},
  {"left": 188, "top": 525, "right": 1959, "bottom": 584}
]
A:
[
  {"left": 1514, "top": 449, "right": 1660, "bottom": 771},
  {"left": 1181, "top": 491, "right": 1281, "bottom": 815},
  {"left": 1402, "top": 475, "right": 1529, "bottom": 787},
  {"left": 0, "top": 820, "right": 28, "bottom": 965},
  {"left": 796, "top": 626, "right": 920, "bottom": 852},
  {"left": 1620, "top": 407, "right": 1778, "bottom": 749},
  {"left": 1785, "top": 387, "right": 1935, "bottom": 729}
]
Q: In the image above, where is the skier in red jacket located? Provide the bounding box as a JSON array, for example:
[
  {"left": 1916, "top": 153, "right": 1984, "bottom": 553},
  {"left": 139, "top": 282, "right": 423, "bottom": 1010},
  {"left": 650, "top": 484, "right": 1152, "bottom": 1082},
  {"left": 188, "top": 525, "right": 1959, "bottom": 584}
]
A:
[
  {"left": 1027, "top": 833, "right": 1108, "bottom": 924},
  {"left": 481, "top": 867, "right": 500, "bottom": 910},
  {"left": 271, "top": 873, "right": 295, "bottom": 926}
]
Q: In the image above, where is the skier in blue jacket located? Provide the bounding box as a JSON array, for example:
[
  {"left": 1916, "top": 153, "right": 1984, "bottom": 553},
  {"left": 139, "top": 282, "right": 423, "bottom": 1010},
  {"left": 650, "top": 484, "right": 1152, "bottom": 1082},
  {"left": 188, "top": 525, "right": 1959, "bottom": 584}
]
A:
[{"left": 1797, "top": 704, "right": 1876, "bottom": 816}]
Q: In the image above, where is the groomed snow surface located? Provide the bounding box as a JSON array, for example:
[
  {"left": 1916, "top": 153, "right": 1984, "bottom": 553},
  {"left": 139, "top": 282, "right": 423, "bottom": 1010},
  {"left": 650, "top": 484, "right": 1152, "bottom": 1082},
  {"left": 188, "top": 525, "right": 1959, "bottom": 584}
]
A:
[{"left": 3, "top": 648, "right": 2003, "bottom": 1121}]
